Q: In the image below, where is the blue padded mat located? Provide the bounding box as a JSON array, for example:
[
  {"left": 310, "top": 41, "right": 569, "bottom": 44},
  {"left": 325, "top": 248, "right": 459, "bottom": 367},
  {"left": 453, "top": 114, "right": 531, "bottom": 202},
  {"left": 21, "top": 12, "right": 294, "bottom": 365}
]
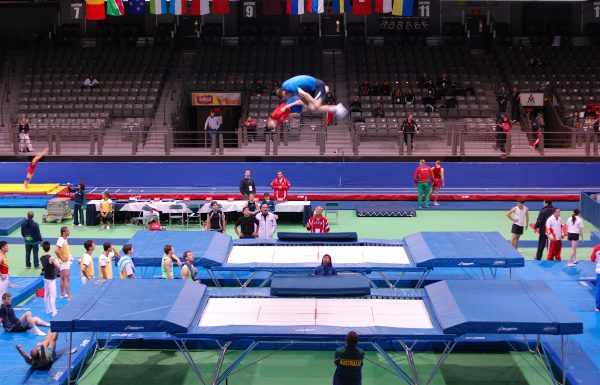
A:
[
  {"left": 355, "top": 203, "right": 416, "bottom": 217},
  {"left": 0, "top": 199, "right": 50, "bottom": 208},
  {"left": 514, "top": 260, "right": 597, "bottom": 282},
  {"left": 270, "top": 274, "right": 371, "bottom": 296},
  {"left": 404, "top": 232, "right": 524, "bottom": 268},
  {"left": 0, "top": 217, "right": 25, "bottom": 236},
  {"left": 8, "top": 277, "right": 44, "bottom": 304},
  {"left": 127, "top": 230, "right": 232, "bottom": 267}
]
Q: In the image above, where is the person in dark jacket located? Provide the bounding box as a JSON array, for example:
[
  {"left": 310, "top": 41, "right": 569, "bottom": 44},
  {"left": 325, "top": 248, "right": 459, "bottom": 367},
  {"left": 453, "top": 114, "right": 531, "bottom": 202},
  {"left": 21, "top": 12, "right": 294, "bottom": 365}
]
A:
[
  {"left": 67, "top": 182, "right": 86, "bottom": 226},
  {"left": 534, "top": 199, "right": 555, "bottom": 260},
  {"left": 20, "top": 211, "right": 42, "bottom": 268},
  {"left": 239, "top": 170, "right": 256, "bottom": 201},
  {"left": 333, "top": 331, "right": 364, "bottom": 385},
  {"left": 315, "top": 254, "right": 337, "bottom": 276}
]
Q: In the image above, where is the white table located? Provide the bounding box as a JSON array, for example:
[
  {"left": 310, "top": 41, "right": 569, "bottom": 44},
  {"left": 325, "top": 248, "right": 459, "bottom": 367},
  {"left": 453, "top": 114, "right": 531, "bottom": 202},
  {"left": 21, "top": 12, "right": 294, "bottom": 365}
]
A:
[
  {"left": 87, "top": 200, "right": 191, "bottom": 214},
  {"left": 198, "top": 200, "right": 311, "bottom": 214}
]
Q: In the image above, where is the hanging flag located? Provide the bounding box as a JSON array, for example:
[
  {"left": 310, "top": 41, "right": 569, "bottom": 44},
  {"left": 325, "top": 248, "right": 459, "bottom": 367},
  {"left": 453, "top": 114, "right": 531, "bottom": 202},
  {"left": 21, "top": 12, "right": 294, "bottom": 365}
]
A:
[
  {"left": 86, "top": 0, "right": 106, "bottom": 20},
  {"left": 331, "top": 0, "right": 351, "bottom": 14},
  {"left": 392, "top": 0, "right": 413, "bottom": 16},
  {"left": 150, "top": 0, "right": 168, "bottom": 14},
  {"left": 126, "top": 0, "right": 146, "bottom": 14},
  {"left": 307, "top": 0, "right": 324, "bottom": 13},
  {"left": 263, "top": 0, "right": 283, "bottom": 15},
  {"left": 287, "top": 0, "right": 304, "bottom": 14},
  {"left": 213, "top": 0, "right": 230, "bottom": 14},
  {"left": 107, "top": 0, "right": 124, "bottom": 16},
  {"left": 352, "top": 0, "right": 371, "bottom": 14},
  {"left": 375, "top": 0, "right": 392, "bottom": 13},
  {"left": 170, "top": 0, "right": 186, "bottom": 15},
  {"left": 191, "top": 0, "right": 210, "bottom": 15}
]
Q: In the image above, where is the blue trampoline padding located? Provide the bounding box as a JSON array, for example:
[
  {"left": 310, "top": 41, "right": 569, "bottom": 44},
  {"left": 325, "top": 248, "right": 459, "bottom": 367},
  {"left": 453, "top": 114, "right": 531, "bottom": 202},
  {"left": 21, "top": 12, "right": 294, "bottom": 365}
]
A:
[
  {"left": 591, "top": 231, "right": 600, "bottom": 244},
  {"left": 277, "top": 232, "right": 358, "bottom": 242},
  {"left": 51, "top": 280, "right": 206, "bottom": 333},
  {"left": 426, "top": 280, "right": 583, "bottom": 336},
  {"left": 355, "top": 203, "right": 416, "bottom": 217},
  {"left": 405, "top": 232, "right": 524, "bottom": 268},
  {"left": 127, "top": 230, "right": 232, "bottom": 267},
  {"left": 0, "top": 198, "right": 50, "bottom": 208},
  {"left": 0, "top": 217, "right": 25, "bottom": 236},
  {"left": 8, "top": 277, "right": 43, "bottom": 304},
  {"left": 270, "top": 274, "right": 371, "bottom": 296}
]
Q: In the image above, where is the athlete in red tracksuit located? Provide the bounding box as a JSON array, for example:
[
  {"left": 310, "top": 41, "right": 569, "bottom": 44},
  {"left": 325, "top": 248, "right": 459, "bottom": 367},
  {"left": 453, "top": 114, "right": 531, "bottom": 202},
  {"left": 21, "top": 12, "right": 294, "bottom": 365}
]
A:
[
  {"left": 306, "top": 206, "right": 330, "bottom": 233},
  {"left": 270, "top": 170, "right": 291, "bottom": 201}
]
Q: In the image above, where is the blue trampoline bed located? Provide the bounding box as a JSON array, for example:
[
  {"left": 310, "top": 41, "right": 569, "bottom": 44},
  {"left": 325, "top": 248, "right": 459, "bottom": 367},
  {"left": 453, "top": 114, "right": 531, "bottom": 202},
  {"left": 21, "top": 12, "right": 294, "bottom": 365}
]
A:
[
  {"left": 53, "top": 279, "right": 580, "bottom": 385},
  {"left": 126, "top": 231, "right": 524, "bottom": 288}
]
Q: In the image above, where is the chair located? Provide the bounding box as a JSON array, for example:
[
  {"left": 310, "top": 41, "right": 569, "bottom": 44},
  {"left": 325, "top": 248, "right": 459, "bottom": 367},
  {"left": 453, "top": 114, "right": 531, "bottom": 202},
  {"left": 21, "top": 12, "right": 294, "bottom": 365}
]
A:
[
  {"left": 324, "top": 202, "right": 339, "bottom": 224},
  {"left": 131, "top": 205, "right": 158, "bottom": 228},
  {"left": 168, "top": 204, "right": 185, "bottom": 226},
  {"left": 186, "top": 205, "right": 203, "bottom": 228}
]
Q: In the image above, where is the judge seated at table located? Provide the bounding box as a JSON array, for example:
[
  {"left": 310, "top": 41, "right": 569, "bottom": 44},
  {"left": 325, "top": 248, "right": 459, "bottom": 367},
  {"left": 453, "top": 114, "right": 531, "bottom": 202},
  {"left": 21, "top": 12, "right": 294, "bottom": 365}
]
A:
[{"left": 315, "top": 254, "right": 337, "bottom": 276}]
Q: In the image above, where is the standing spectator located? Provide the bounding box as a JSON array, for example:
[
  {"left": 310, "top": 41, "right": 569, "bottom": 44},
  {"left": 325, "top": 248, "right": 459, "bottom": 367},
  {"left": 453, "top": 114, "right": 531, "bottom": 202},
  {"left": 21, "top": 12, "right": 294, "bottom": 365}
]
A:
[
  {"left": 437, "top": 73, "right": 451, "bottom": 96},
  {"left": 239, "top": 170, "right": 256, "bottom": 200},
  {"left": 67, "top": 182, "right": 86, "bottom": 227},
  {"left": 206, "top": 201, "right": 226, "bottom": 233},
  {"left": 392, "top": 87, "right": 403, "bottom": 104},
  {"left": 21, "top": 211, "right": 42, "bottom": 269},
  {"left": 534, "top": 199, "right": 555, "bottom": 260},
  {"left": 83, "top": 74, "right": 99, "bottom": 90},
  {"left": 530, "top": 112, "right": 545, "bottom": 150},
  {"left": 18, "top": 117, "right": 33, "bottom": 153},
  {"left": 545, "top": 208, "right": 564, "bottom": 261},
  {"left": 373, "top": 102, "right": 385, "bottom": 118},
  {"left": 404, "top": 88, "right": 415, "bottom": 106},
  {"left": 380, "top": 80, "right": 391, "bottom": 97},
  {"left": 55, "top": 226, "right": 72, "bottom": 300},
  {"left": 315, "top": 254, "right": 336, "bottom": 275},
  {"left": 495, "top": 114, "right": 511, "bottom": 153},
  {"left": 333, "top": 331, "right": 364, "bottom": 385},
  {"left": 181, "top": 251, "right": 200, "bottom": 282},
  {"left": 566, "top": 209, "right": 584, "bottom": 266},
  {"left": 118, "top": 243, "right": 135, "bottom": 279},
  {"left": 414, "top": 159, "right": 433, "bottom": 209},
  {"left": 98, "top": 191, "right": 113, "bottom": 230},
  {"left": 243, "top": 115, "right": 257, "bottom": 143},
  {"left": 349, "top": 96, "right": 362, "bottom": 112},
  {"left": 306, "top": 206, "right": 330, "bottom": 234},
  {"left": 506, "top": 200, "right": 529, "bottom": 250},
  {"left": 79, "top": 240, "right": 95, "bottom": 285},
  {"left": 234, "top": 207, "right": 260, "bottom": 239},
  {"left": 496, "top": 85, "right": 509, "bottom": 114},
  {"left": 271, "top": 170, "right": 291, "bottom": 201},
  {"left": 161, "top": 244, "right": 182, "bottom": 279},
  {"left": 400, "top": 115, "right": 419, "bottom": 151},
  {"left": 256, "top": 203, "right": 277, "bottom": 239},
  {"left": 204, "top": 110, "right": 221, "bottom": 147},
  {"left": 0, "top": 241, "right": 16, "bottom": 299},
  {"left": 39, "top": 241, "right": 59, "bottom": 317},
  {"left": 359, "top": 80, "right": 370, "bottom": 96},
  {"left": 510, "top": 85, "right": 521, "bottom": 122}
]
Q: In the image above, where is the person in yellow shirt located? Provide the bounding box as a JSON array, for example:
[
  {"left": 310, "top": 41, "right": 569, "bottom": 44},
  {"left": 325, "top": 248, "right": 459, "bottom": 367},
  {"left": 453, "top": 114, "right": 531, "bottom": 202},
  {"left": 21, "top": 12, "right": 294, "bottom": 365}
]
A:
[
  {"left": 79, "top": 240, "right": 95, "bottom": 285},
  {"left": 98, "top": 192, "right": 113, "bottom": 230},
  {"left": 98, "top": 242, "right": 120, "bottom": 280},
  {"left": 54, "top": 227, "right": 72, "bottom": 300}
]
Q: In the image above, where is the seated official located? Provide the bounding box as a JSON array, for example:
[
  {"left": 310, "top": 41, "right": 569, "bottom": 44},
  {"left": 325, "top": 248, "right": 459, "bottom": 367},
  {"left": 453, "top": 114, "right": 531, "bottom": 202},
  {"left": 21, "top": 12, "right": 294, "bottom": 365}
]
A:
[
  {"left": 315, "top": 254, "right": 337, "bottom": 276},
  {"left": 306, "top": 206, "right": 330, "bottom": 234},
  {"left": 333, "top": 331, "right": 365, "bottom": 385},
  {"left": 15, "top": 331, "right": 61, "bottom": 370}
]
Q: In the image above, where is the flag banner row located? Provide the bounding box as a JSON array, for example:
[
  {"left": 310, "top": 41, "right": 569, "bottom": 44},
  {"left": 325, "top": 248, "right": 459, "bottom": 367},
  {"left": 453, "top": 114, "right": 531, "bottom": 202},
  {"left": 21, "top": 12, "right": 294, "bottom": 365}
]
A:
[{"left": 85, "top": 0, "right": 231, "bottom": 19}]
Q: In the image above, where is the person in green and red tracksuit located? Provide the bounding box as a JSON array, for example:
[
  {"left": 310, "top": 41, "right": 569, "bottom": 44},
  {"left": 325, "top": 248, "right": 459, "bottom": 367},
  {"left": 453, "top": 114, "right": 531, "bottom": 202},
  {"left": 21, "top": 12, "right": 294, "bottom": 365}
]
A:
[{"left": 414, "top": 159, "right": 433, "bottom": 209}]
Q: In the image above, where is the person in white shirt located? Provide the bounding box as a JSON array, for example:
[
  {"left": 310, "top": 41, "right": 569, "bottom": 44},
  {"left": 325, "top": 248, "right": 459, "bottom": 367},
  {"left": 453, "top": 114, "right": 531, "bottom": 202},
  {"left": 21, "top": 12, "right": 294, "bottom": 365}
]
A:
[
  {"left": 54, "top": 226, "right": 72, "bottom": 300},
  {"left": 79, "top": 240, "right": 95, "bottom": 285},
  {"left": 566, "top": 208, "right": 584, "bottom": 266},
  {"left": 256, "top": 204, "right": 277, "bottom": 239},
  {"left": 506, "top": 200, "right": 529, "bottom": 250},
  {"left": 204, "top": 110, "right": 221, "bottom": 146},
  {"left": 545, "top": 208, "right": 563, "bottom": 261},
  {"left": 83, "top": 74, "right": 99, "bottom": 89}
]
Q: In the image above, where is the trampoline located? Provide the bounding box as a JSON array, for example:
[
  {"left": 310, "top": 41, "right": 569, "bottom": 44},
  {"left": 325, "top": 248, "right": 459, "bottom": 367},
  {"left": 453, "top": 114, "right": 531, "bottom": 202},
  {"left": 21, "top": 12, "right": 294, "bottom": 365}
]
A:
[
  {"left": 52, "top": 279, "right": 582, "bottom": 385},
  {"left": 126, "top": 230, "right": 524, "bottom": 288}
]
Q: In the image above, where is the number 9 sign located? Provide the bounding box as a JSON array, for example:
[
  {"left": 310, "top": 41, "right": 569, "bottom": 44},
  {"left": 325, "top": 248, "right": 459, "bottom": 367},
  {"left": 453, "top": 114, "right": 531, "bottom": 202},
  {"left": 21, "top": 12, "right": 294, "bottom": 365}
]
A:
[{"left": 243, "top": 1, "right": 256, "bottom": 18}]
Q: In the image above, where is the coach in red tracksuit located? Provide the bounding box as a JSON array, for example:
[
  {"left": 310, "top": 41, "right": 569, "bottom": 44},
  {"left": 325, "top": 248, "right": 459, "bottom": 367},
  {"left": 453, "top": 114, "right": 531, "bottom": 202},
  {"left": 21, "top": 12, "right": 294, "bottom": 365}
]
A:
[
  {"left": 270, "top": 170, "right": 291, "bottom": 201},
  {"left": 306, "top": 206, "right": 330, "bottom": 234},
  {"left": 545, "top": 208, "right": 563, "bottom": 261}
]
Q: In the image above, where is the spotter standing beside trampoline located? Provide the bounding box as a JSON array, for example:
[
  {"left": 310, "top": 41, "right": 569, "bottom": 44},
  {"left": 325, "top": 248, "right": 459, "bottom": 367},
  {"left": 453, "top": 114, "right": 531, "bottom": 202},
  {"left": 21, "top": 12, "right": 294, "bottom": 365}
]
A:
[
  {"left": 414, "top": 160, "right": 433, "bottom": 209},
  {"left": 333, "top": 331, "right": 364, "bottom": 385},
  {"left": 23, "top": 147, "right": 48, "bottom": 189}
]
